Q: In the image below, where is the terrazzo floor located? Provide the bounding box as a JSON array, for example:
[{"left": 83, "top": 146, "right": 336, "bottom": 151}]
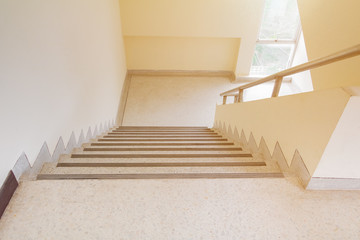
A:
[
  {"left": 0, "top": 177, "right": 360, "bottom": 239},
  {"left": 122, "top": 75, "right": 300, "bottom": 127}
]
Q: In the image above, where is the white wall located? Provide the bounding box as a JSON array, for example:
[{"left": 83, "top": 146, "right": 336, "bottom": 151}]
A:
[
  {"left": 0, "top": 0, "right": 127, "bottom": 185},
  {"left": 313, "top": 96, "right": 360, "bottom": 178}
]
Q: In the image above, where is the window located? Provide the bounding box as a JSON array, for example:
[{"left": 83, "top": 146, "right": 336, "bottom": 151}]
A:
[{"left": 250, "top": 0, "right": 301, "bottom": 76}]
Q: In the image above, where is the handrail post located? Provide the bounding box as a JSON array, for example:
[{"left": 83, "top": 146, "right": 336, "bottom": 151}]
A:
[
  {"left": 238, "top": 89, "right": 244, "bottom": 102},
  {"left": 272, "top": 76, "right": 283, "bottom": 98},
  {"left": 223, "top": 96, "right": 227, "bottom": 105}
]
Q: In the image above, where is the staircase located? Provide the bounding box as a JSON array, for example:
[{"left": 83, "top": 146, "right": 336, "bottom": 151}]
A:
[{"left": 38, "top": 126, "right": 283, "bottom": 179}]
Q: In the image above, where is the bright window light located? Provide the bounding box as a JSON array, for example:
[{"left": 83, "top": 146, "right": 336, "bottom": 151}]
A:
[{"left": 250, "top": 0, "right": 301, "bottom": 76}]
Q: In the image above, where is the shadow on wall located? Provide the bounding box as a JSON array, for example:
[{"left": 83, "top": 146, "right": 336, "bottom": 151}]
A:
[
  {"left": 214, "top": 121, "right": 311, "bottom": 188},
  {"left": 11, "top": 120, "right": 115, "bottom": 182}
]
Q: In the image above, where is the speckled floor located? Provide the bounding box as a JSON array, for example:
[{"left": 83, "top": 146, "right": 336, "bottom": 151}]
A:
[
  {"left": 1, "top": 177, "right": 360, "bottom": 239},
  {"left": 122, "top": 76, "right": 234, "bottom": 127},
  {"left": 122, "top": 75, "right": 299, "bottom": 127}
]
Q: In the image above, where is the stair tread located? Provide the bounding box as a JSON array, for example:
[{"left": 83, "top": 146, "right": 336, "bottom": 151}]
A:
[
  {"left": 113, "top": 130, "right": 213, "bottom": 133},
  {"left": 74, "top": 149, "right": 248, "bottom": 154},
  {"left": 70, "top": 153, "right": 253, "bottom": 158},
  {"left": 97, "top": 138, "right": 228, "bottom": 142},
  {"left": 81, "top": 147, "right": 243, "bottom": 151},
  {"left": 40, "top": 163, "right": 282, "bottom": 175},
  {"left": 87, "top": 142, "right": 235, "bottom": 146},
  {"left": 115, "top": 128, "right": 211, "bottom": 131},
  {"left": 103, "top": 135, "right": 223, "bottom": 138},
  {"left": 116, "top": 126, "right": 209, "bottom": 128},
  {"left": 108, "top": 132, "right": 217, "bottom": 135},
  {"left": 57, "top": 162, "right": 267, "bottom": 167},
  {"left": 37, "top": 172, "right": 284, "bottom": 180},
  {"left": 59, "top": 155, "right": 260, "bottom": 163},
  {"left": 83, "top": 143, "right": 240, "bottom": 148}
]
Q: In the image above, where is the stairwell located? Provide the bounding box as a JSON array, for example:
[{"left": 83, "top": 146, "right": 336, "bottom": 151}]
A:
[{"left": 38, "top": 126, "right": 283, "bottom": 180}]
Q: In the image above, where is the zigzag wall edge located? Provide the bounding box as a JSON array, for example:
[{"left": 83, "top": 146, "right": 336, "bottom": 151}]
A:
[
  {"left": 213, "top": 120, "right": 311, "bottom": 188},
  {"left": 11, "top": 119, "right": 116, "bottom": 181}
]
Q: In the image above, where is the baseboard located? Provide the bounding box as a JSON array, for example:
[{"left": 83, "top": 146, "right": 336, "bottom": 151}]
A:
[
  {"left": 307, "top": 177, "right": 360, "bottom": 190},
  {"left": 290, "top": 150, "right": 311, "bottom": 188},
  {"left": 116, "top": 72, "right": 132, "bottom": 126},
  {"left": 0, "top": 171, "right": 18, "bottom": 219}
]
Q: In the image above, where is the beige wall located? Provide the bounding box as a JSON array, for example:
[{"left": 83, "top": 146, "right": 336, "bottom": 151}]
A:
[
  {"left": 119, "top": 0, "right": 264, "bottom": 37},
  {"left": 298, "top": 0, "right": 360, "bottom": 90},
  {"left": 124, "top": 37, "right": 240, "bottom": 71},
  {"left": 0, "top": 0, "right": 127, "bottom": 185},
  {"left": 214, "top": 88, "right": 350, "bottom": 175},
  {"left": 119, "top": 0, "right": 264, "bottom": 74}
]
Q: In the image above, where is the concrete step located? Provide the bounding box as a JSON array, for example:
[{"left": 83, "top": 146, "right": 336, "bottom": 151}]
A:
[
  {"left": 86, "top": 142, "right": 236, "bottom": 147},
  {"left": 115, "top": 127, "right": 211, "bottom": 131},
  {"left": 57, "top": 162, "right": 266, "bottom": 167},
  {"left": 37, "top": 163, "right": 283, "bottom": 179},
  {"left": 97, "top": 138, "right": 229, "bottom": 142},
  {"left": 116, "top": 126, "right": 209, "bottom": 128},
  {"left": 108, "top": 132, "right": 218, "bottom": 135},
  {"left": 80, "top": 146, "right": 243, "bottom": 151},
  {"left": 72, "top": 148, "right": 248, "bottom": 154},
  {"left": 104, "top": 135, "right": 223, "bottom": 138},
  {"left": 69, "top": 153, "right": 253, "bottom": 159},
  {"left": 58, "top": 155, "right": 257, "bottom": 164},
  {"left": 111, "top": 130, "right": 215, "bottom": 133},
  {"left": 38, "top": 173, "right": 284, "bottom": 180}
]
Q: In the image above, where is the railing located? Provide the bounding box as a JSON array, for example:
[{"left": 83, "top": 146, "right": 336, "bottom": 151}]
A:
[{"left": 220, "top": 44, "right": 360, "bottom": 104}]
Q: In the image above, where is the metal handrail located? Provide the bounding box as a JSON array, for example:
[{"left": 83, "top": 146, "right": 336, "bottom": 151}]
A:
[{"left": 220, "top": 44, "right": 360, "bottom": 104}]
